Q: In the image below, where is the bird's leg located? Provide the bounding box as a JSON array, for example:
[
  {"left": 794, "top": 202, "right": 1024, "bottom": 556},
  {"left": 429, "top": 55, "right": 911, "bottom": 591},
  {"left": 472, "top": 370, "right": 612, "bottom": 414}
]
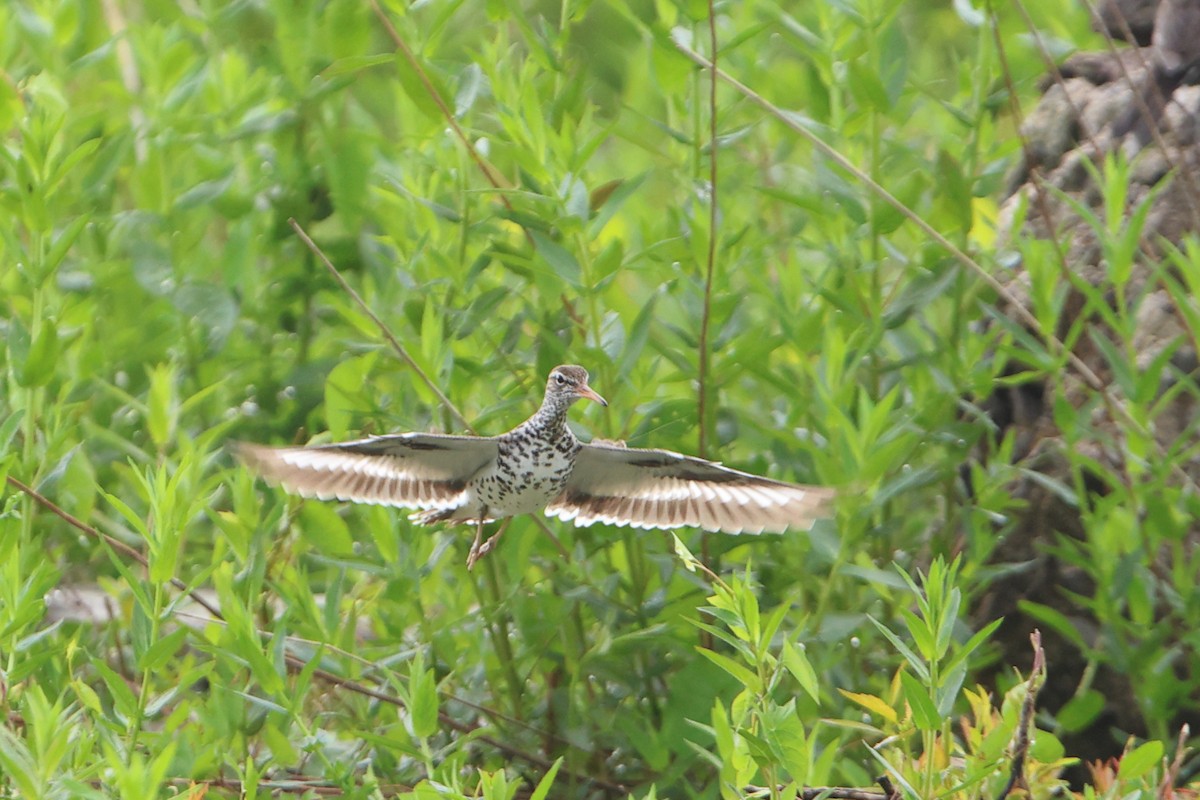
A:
[
  {"left": 476, "top": 520, "right": 511, "bottom": 563},
  {"left": 466, "top": 519, "right": 512, "bottom": 570},
  {"left": 466, "top": 506, "right": 488, "bottom": 570}
]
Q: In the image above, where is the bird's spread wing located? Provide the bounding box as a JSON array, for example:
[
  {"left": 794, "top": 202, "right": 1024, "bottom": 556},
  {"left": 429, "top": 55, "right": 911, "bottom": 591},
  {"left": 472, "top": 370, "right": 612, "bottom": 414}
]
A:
[
  {"left": 233, "top": 434, "right": 498, "bottom": 512},
  {"left": 545, "top": 443, "right": 834, "bottom": 534}
]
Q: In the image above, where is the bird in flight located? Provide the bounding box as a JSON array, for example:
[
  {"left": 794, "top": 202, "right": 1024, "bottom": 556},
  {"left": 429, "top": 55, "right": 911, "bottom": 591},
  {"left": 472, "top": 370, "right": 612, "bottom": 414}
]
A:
[{"left": 234, "top": 365, "right": 835, "bottom": 567}]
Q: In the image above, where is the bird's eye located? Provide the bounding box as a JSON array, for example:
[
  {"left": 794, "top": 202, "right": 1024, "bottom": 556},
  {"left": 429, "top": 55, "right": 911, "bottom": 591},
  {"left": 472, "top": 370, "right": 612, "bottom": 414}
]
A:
[{"left": 554, "top": 373, "right": 567, "bottom": 385}]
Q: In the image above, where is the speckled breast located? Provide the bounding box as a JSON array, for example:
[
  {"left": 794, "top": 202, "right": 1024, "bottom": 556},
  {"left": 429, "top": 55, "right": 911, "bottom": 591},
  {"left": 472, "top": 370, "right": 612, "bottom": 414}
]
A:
[{"left": 474, "top": 431, "right": 581, "bottom": 517}]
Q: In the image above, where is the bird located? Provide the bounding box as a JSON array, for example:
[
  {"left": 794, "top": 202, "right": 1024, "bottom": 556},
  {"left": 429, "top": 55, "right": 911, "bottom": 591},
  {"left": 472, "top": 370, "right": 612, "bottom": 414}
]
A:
[{"left": 234, "top": 365, "right": 835, "bottom": 568}]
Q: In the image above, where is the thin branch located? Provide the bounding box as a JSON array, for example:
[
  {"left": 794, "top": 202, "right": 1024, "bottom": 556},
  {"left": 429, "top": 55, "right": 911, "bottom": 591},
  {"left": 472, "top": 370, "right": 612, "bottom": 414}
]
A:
[
  {"left": 695, "top": 0, "right": 723, "bottom": 625},
  {"left": 170, "top": 608, "right": 573, "bottom": 754},
  {"left": 288, "top": 217, "right": 473, "bottom": 433},
  {"left": 991, "top": 6, "right": 1188, "bottom": 501},
  {"left": 292, "top": 655, "right": 630, "bottom": 793},
  {"left": 985, "top": 7, "right": 1140, "bottom": 492},
  {"left": 7, "top": 473, "right": 592, "bottom": 782},
  {"left": 5, "top": 475, "right": 225, "bottom": 621},
  {"left": 1158, "top": 723, "right": 1191, "bottom": 800},
  {"left": 1007, "top": 0, "right": 1200, "bottom": 370},
  {"left": 287, "top": 219, "right": 571, "bottom": 559},
  {"left": 168, "top": 776, "right": 404, "bottom": 797},
  {"left": 697, "top": 7, "right": 720, "bottom": 460},
  {"left": 997, "top": 629, "right": 1046, "bottom": 800},
  {"left": 744, "top": 782, "right": 895, "bottom": 800},
  {"left": 368, "top": 0, "right": 512, "bottom": 206},
  {"left": 670, "top": 41, "right": 1090, "bottom": 385},
  {"left": 671, "top": 40, "right": 1199, "bottom": 494},
  {"left": 9, "top": 481, "right": 592, "bottom": 785},
  {"left": 801, "top": 789, "right": 884, "bottom": 800},
  {"left": 987, "top": 10, "right": 1068, "bottom": 269}
]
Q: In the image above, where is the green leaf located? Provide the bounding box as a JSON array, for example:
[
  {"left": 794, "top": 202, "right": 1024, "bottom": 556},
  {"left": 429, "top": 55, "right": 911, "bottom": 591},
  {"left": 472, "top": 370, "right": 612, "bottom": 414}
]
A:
[
  {"left": 781, "top": 641, "right": 821, "bottom": 704},
  {"left": 869, "top": 615, "right": 929, "bottom": 681},
  {"left": 73, "top": 680, "right": 103, "bottom": 715},
  {"left": 299, "top": 503, "right": 355, "bottom": 557},
  {"left": 146, "top": 363, "right": 176, "bottom": 449},
  {"left": 0, "top": 725, "right": 38, "bottom": 800},
  {"left": 45, "top": 213, "right": 90, "bottom": 275},
  {"left": 393, "top": 53, "right": 453, "bottom": 121},
  {"left": 262, "top": 721, "right": 300, "bottom": 766},
  {"left": 51, "top": 137, "right": 102, "bottom": 187},
  {"left": 454, "top": 62, "right": 487, "bottom": 117},
  {"left": 848, "top": 60, "right": 891, "bottom": 111},
  {"left": 900, "top": 607, "right": 935, "bottom": 661},
  {"left": 324, "top": 353, "right": 377, "bottom": 440},
  {"left": 367, "top": 505, "right": 399, "bottom": 563},
  {"left": 1056, "top": 690, "right": 1104, "bottom": 733},
  {"left": 419, "top": 294, "right": 443, "bottom": 368},
  {"left": 409, "top": 657, "right": 439, "bottom": 740},
  {"left": 935, "top": 586, "right": 962, "bottom": 659},
  {"left": 174, "top": 174, "right": 234, "bottom": 211},
  {"left": 761, "top": 701, "right": 811, "bottom": 784},
  {"left": 1118, "top": 740, "right": 1163, "bottom": 781},
  {"left": 0, "top": 410, "right": 24, "bottom": 454},
  {"left": 696, "top": 648, "right": 761, "bottom": 693},
  {"left": 671, "top": 533, "right": 702, "bottom": 572},
  {"left": 530, "top": 230, "right": 581, "bottom": 287},
  {"left": 936, "top": 661, "right": 967, "bottom": 716},
  {"left": 91, "top": 657, "right": 140, "bottom": 720},
  {"left": 899, "top": 669, "right": 941, "bottom": 731},
  {"left": 101, "top": 489, "right": 150, "bottom": 539},
  {"left": 528, "top": 757, "right": 563, "bottom": 800},
  {"left": 138, "top": 626, "right": 189, "bottom": 673},
  {"left": 322, "top": 53, "right": 393, "bottom": 77},
  {"left": 1017, "top": 601, "right": 1088, "bottom": 652},
  {"left": 618, "top": 712, "right": 670, "bottom": 770},
  {"left": 943, "top": 617, "right": 1003, "bottom": 677},
  {"left": 589, "top": 173, "right": 646, "bottom": 235},
  {"left": 1029, "top": 729, "right": 1066, "bottom": 763},
  {"left": 16, "top": 319, "right": 58, "bottom": 388}
]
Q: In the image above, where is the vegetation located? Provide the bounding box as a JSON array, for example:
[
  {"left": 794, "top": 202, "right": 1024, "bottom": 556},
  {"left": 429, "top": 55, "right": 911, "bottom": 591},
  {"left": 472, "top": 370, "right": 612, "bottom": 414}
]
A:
[{"left": 0, "top": 0, "right": 1195, "bottom": 798}]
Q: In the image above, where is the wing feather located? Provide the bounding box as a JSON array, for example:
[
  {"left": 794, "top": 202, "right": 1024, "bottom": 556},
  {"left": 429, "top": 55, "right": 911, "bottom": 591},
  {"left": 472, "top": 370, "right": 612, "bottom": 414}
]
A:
[
  {"left": 232, "top": 433, "right": 499, "bottom": 512},
  {"left": 545, "top": 442, "right": 834, "bottom": 534}
]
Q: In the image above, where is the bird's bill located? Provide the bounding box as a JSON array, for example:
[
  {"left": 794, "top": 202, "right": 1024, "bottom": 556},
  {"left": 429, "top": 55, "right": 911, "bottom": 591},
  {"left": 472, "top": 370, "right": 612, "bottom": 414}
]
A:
[{"left": 578, "top": 385, "right": 608, "bottom": 406}]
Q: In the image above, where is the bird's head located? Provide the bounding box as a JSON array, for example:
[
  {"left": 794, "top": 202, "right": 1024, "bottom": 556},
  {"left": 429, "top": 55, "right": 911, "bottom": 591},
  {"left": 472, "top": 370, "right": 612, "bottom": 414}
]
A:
[{"left": 546, "top": 365, "right": 607, "bottom": 407}]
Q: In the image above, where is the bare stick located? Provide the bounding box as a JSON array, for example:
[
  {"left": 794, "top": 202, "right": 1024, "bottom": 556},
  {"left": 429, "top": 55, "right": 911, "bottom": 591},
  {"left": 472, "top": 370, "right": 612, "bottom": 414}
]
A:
[
  {"left": 744, "top": 784, "right": 894, "bottom": 800},
  {"left": 288, "top": 218, "right": 473, "bottom": 433},
  {"left": 368, "top": 0, "right": 512, "bottom": 204},
  {"left": 6, "top": 475, "right": 224, "bottom": 621},
  {"left": 877, "top": 775, "right": 901, "bottom": 800},
  {"left": 1158, "top": 723, "right": 1191, "bottom": 800},
  {"left": 997, "top": 629, "right": 1046, "bottom": 800},
  {"left": 697, "top": 0, "right": 720, "bottom": 461}
]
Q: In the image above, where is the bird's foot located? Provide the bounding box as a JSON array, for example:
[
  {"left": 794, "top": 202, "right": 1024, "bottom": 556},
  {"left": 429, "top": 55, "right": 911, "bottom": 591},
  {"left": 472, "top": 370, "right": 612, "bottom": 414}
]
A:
[
  {"left": 467, "top": 519, "right": 485, "bottom": 570},
  {"left": 466, "top": 520, "right": 510, "bottom": 570}
]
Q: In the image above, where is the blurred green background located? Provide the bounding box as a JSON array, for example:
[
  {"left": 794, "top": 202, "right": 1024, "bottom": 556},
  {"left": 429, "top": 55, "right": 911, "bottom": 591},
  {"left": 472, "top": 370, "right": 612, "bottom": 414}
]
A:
[{"left": 5, "top": 1, "right": 1192, "bottom": 798}]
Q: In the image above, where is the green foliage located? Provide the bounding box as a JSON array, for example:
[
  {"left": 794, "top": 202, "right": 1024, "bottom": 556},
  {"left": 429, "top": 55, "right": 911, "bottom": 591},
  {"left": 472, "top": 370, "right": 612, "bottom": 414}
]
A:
[{"left": 0, "top": 0, "right": 1195, "bottom": 798}]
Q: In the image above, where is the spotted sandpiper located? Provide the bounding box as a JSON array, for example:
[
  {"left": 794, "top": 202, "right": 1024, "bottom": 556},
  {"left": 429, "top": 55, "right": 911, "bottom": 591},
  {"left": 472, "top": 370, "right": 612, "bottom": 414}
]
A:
[{"left": 235, "top": 365, "right": 835, "bottom": 567}]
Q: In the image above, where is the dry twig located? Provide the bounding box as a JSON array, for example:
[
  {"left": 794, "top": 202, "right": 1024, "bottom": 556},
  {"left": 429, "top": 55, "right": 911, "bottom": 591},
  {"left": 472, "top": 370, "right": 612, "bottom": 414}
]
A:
[{"left": 997, "top": 630, "right": 1046, "bottom": 800}]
